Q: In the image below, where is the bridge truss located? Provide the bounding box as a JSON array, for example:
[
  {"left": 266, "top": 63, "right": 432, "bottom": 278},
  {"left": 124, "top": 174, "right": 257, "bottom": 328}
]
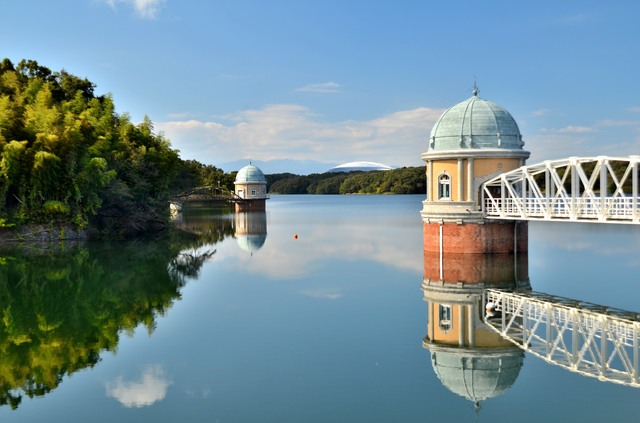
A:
[
  {"left": 482, "top": 156, "right": 640, "bottom": 223},
  {"left": 484, "top": 289, "right": 640, "bottom": 387}
]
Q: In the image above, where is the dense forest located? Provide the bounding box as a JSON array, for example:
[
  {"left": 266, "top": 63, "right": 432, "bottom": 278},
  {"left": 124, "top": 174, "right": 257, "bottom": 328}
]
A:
[
  {"left": 267, "top": 166, "right": 425, "bottom": 194},
  {"left": 0, "top": 59, "right": 231, "bottom": 237}
]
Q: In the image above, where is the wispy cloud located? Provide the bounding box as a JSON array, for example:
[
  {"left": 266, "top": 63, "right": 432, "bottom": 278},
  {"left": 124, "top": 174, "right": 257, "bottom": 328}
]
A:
[
  {"left": 103, "top": 0, "right": 165, "bottom": 19},
  {"left": 557, "top": 125, "right": 594, "bottom": 133},
  {"left": 296, "top": 82, "right": 342, "bottom": 93},
  {"left": 157, "top": 104, "right": 441, "bottom": 167},
  {"left": 597, "top": 119, "right": 640, "bottom": 127},
  {"left": 167, "top": 111, "right": 195, "bottom": 120},
  {"left": 530, "top": 108, "right": 554, "bottom": 117}
]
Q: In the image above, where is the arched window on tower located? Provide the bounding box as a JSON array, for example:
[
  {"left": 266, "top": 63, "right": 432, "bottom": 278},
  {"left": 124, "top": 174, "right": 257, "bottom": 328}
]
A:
[{"left": 438, "top": 173, "right": 451, "bottom": 200}]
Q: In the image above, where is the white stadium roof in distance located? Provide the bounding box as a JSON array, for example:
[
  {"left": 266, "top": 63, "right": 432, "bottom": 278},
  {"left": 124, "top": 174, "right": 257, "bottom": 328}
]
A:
[{"left": 328, "top": 161, "right": 394, "bottom": 173}]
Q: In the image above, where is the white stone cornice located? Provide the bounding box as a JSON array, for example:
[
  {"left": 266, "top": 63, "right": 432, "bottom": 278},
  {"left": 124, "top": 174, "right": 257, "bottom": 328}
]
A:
[
  {"left": 421, "top": 200, "right": 486, "bottom": 223},
  {"left": 421, "top": 149, "right": 530, "bottom": 161}
]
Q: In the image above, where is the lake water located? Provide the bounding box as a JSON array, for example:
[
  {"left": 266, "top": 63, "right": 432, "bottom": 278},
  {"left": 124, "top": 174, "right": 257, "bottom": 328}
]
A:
[{"left": 0, "top": 194, "right": 639, "bottom": 422}]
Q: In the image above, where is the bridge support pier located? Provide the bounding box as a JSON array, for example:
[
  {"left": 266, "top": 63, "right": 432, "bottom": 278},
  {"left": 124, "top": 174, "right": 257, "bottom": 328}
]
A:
[{"left": 423, "top": 220, "right": 527, "bottom": 254}]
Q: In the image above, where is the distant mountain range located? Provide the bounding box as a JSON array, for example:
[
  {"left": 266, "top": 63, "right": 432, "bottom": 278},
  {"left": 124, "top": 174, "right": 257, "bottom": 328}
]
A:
[{"left": 217, "top": 159, "right": 340, "bottom": 175}]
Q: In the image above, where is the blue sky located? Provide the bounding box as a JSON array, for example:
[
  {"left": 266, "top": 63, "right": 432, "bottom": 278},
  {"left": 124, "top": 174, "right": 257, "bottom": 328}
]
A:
[{"left": 2, "top": 0, "right": 640, "bottom": 172}]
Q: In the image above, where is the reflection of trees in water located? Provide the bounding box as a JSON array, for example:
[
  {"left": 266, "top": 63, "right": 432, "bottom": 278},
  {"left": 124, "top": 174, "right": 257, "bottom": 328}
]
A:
[
  {"left": 169, "top": 205, "right": 236, "bottom": 279},
  {"left": 0, "top": 229, "right": 221, "bottom": 410},
  {"left": 171, "top": 205, "right": 236, "bottom": 248},
  {"left": 168, "top": 248, "right": 216, "bottom": 279}
]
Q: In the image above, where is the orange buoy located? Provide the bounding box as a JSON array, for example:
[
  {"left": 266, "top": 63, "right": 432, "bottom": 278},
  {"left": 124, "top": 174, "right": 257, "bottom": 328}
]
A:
[{"left": 294, "top": 234, "right": 298, "bottom": 239}]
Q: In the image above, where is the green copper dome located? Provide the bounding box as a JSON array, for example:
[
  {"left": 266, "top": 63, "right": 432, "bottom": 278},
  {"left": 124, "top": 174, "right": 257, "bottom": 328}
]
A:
[
  {"left": 235, "top": 164, "right": 266, "bottom": 184},
  {"left": 428, "top": 89, "right": 524, "bottom": 152}
]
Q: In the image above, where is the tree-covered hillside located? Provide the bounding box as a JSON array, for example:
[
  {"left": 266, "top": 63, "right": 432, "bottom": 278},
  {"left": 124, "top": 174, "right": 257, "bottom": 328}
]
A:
[
  {"left": 0, "top": 59, "right": 231, "bottom": 237},
  {"left": 268, "top": 166, "right": 425, "bottom": 194}
]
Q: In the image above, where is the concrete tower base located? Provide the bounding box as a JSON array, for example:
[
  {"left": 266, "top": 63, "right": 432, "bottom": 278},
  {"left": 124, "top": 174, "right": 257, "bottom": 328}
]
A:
[{"left": 423, "top": 220, "right": 527, "bottom": 254}]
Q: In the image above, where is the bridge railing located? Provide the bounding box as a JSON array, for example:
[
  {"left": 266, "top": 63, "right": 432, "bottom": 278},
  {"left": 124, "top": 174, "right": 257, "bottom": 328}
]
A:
[
  {"left": 482, "top": 156, "right": 640, "bottom": 224},
  {"left": 484, "top": 196, "right": 640, "bottom": 222}
]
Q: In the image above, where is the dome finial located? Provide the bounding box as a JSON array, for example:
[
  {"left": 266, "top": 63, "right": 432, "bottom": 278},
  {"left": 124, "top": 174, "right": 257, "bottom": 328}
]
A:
[{"left": 473, "top": 78, "right": 479, "bottom": 97}]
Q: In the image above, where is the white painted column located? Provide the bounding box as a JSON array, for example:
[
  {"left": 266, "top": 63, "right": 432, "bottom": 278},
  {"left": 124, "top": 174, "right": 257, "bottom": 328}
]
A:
[
  {"left": 428, "top": 301, "right": 434, "bottom": 341},
  {"left": 457, "top": 158, "right": 464, "bottom": 201},
  {"left": 427, "top": 160, "right": 434, "bottom": 201},
  {"left": 458, "top": 304, "right": 465, "bottom": 346},
  {"left": 468, "top": 302, "right": 476, "bottom": 348},
  {"left": 467, "top": 158, "right": 475, "bottom": 202},
  {"left": 426, "top": 160, "right": 432, "bottom": 201}
]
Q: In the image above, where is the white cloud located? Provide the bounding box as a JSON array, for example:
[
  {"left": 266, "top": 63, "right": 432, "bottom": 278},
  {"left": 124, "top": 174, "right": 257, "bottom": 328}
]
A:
[
  {"left": 526, "top": 131, "right": 594, "bottom": 162},
  {"left": 103, "top": 0, "right": 165, "bottom": 19},
  {"left": 597, "top": 119, "right": 639, "bottom": 127},
  {"left": 166, "top": 111, "right": 195, "bottom": 120},
  {"left": 106, "top": 365, "right": 172, "bottom": 408},
  {"left": 530, "top": 108, "right": 554, "bottom": 117},
  {"left": 526, "top": 114, "right": 640, "bottom": 162},
  {"left": 557, "top": 125, "right": 594, "bottom": 133},
  {"left": 157, "top": 104, "right": 441, "bottom": 167},
  {"left": 296, "top": 82, "right": 342, "bottom": 93}
]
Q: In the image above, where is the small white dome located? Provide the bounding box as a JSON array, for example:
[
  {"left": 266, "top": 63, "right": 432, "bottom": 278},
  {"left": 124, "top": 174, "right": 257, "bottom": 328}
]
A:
[{"left": 235, "top": 164, "right": 266, "bottom": 184}]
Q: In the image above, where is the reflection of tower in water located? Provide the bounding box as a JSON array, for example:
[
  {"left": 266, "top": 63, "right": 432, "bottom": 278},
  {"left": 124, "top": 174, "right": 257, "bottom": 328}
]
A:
[
  {"left": 234, "top": 211, "right": 267, "bottom": 255},
  {"left": 422, "top": 252, "right": 530, "bottom": 411}
]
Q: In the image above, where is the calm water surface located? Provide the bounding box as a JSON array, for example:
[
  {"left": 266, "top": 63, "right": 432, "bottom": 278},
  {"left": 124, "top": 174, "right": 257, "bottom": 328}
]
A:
[{"left": 0, "top": 194, "right": 639, "bottom": 422}]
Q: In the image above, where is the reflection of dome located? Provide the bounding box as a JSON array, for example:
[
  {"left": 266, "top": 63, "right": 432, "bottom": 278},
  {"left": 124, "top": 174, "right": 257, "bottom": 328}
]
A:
[
  {"left": 428, "top": 88, "right": 524, "bottom": 152},
  {"left": 234, "top": 164, "right": 266, "bottom": 184},
  {"left": 236, "top": 234, "right": 267, "bottom": 253},
  {"left": 234, "top": 212, "right": 267, "bottom": 254},
  {"left": 430, "top": 347, "right": 524, "bottom": 404}
]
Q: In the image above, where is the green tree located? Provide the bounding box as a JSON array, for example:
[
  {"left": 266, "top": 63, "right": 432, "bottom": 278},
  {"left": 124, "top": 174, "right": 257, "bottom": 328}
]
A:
[{"left": 0, "top": 58, "right": 239, "bottom": 237}]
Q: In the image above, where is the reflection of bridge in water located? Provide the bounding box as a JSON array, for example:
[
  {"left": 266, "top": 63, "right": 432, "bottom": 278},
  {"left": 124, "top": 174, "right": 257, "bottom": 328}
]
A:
[
  {"left": 422, "top": 250, "right": 640, "bottom": 414},
  {"left": 484, "top": 289, "right": 640, "bottom": 387}
]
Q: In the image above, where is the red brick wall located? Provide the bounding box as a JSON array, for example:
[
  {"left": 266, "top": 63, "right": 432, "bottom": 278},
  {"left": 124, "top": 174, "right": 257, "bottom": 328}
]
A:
[
  {"left": 423, "top": 251, "right": 529, "bottom": 285},
  {"left": 235, "top": 199, "right": 266, "bottom": 212},
  {"left": 423, "top": 220, "right": 528, "bottom": 254}
]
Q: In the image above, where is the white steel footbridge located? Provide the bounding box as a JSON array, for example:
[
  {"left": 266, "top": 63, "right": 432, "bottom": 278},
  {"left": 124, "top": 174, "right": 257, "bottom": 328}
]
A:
[
  {"left": 484, "top": 289, "right": 640, "bottom": 387},
  {"left": 482, "top": 156, "right": 640, "bottom": 223}
]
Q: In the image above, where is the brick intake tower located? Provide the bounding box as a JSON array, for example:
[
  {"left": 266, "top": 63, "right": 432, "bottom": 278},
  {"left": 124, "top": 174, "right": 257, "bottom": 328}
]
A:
[{"left": 421, "top": 87, "right": 530, "bottom": 254}]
